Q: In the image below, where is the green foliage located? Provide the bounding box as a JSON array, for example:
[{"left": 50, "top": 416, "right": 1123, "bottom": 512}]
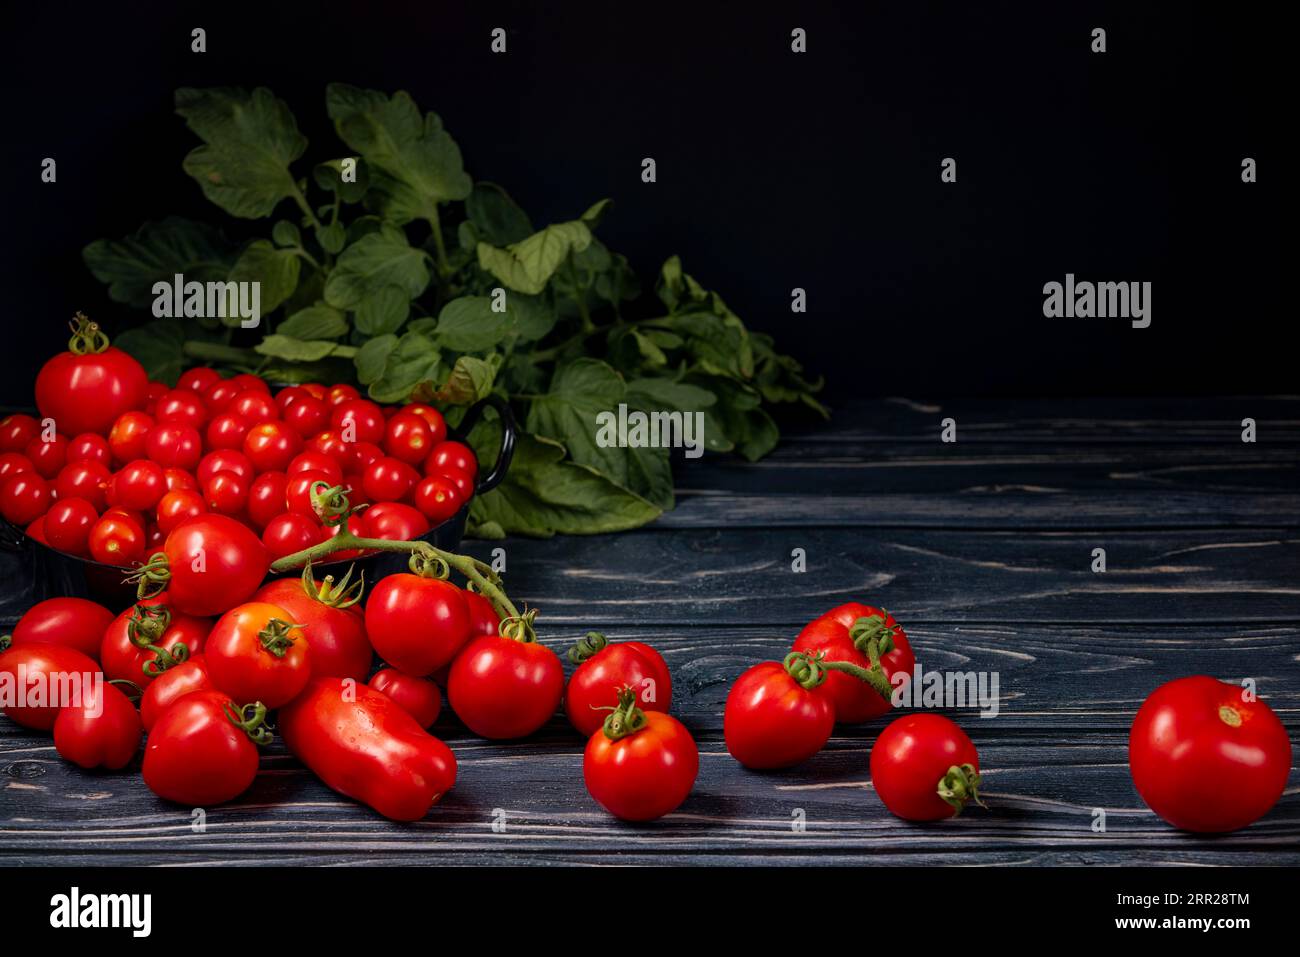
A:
[{"left": 83, "top": 85, "right": 825, "bottom": 537}]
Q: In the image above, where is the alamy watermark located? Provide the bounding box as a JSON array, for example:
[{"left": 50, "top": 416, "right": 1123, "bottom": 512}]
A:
[
  {"left": 152, "top": 273, "right": 261, "bottom": 328},
  {"left": 595, "top": 403, "right": 705, "bottom": 459},
  {"left": 1043, "top": 273, "right": 1150, "bottom": 328},
  {"left": 0, "top": 666, "right": 103, "bottom": 716},
  {"left": 892, "top": 662, "right": 1001, "bottom": 717}
]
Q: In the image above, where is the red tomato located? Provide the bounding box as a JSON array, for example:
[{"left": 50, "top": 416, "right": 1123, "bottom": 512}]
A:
[
  {"left": 100, "top": 597, "right": 210, "bottom": 685},
  {"left": 0, "top": 644, "right": 101, "bottom": 730},
  {"left": 108, "top": 411, "right": 154, "bottom": 464},
  {"left": 285, "top": 470, "right": 335, "bottom": 517},
  {"left": 205, "top": 601, "right": 310, "bottom": 708},
  {"left": 89, "top": 515, "right": 147, "bottom": 567},
  {"left": 871, "top": 714, "right": 984, "bottom": 821},
  {"left": 282, "top": 394, "right": 329, "bottom": 438},
  {"left": 246, "top": 471, "right": 289, "bottom": 530},
  {"left": 308, "top": 430, "right": 349, "bottom": 461},
  {"left": 413, "top": 474, "right": 463, "bottom": 523},
  {"left": 228, "top": 391, "right": 278, "bottom": 424},
  {"left": 203, "top": 379, "right": 244, "bottom": 412},
  {"left": 156, "top": 488, "right": 207, "bottom": 534},
  {"left": 362, "top": 456, "right": 419, "bottom": 503},
  {"left": 43, "top": 498, "right": 99, "bottom": 556},
  {"left": 53, "top": 679, "right": 142, "bottom": 770},
  {"left": 793, "top": 603, "right": 915, "bottom": 722},
  {"left": 142, "top": 690, "right": 266, "bottom": 805},
  {"left": 565, "top": 633, "right": 673, "bottom": 737},
  {"left": 425, "top": 441, "right": 477, "bottom": 479},
  {"left": 230, "top": 373, "right": 270, "bottom": 395},
  {"left": 101, "top": 505, "right": 145, "bottom": 533},
  {"left": 66, "top": 433, "right": 112, "bottom": 467},
  {"left": 35, "top": 317, "right": 147, "bottom": 436},
  {"left": 252, "top": 574, "right": 373, "bottom": 681},
  {"left": 3, "top": 597, "right": 114, "bottom": 660},
  {"left": 139, "top": 655, "right": 213, "bottom": 732},
  {"left": 369, "top": 668, "right": 442, "bottom": 728},
  {"left": 299, "top": 383, "right": 327, "bottom": 400},
  {"left": 331, "top": 399, "right": 385, "bottom": 445},
  {"left": 274, "top": 386, "right": 307, "bottom": 411},
  {"left": 724, "top": 657, "right": 836, "bottom": 769},
  {"left": 0, "top": 452, "right": 33, "bottom": 480},
  {"left": 403, "top": 404, "right": 447, "bottom": 444},
  {"left": 438, "top": 466, "right": 474, "bottom": 500},
  {"left": 198, "top": 449, "right": 254, "bottom": 486},
  {"left": 326, "top": 384, "right": 360, "bottom": 406},
  {"left": 1129, "top": 675, "right": 1291, "bottom": 832},
  {"left": 243, "top": 421, "right": 302, "bottom": 473},
  {"left": 447, "top": 634, "right": 565, "bottom": 739},
  {"left": 363, "top": 501, "right": 429, "bottom": 542},
  {"left": 145, "top": 423, "right": 203, "bottom": 470},
  {"left": 24, "top": 515, "right": 47, "bottom": 543},
  {"left": 0, "top": 414, "right": 40, "bottom": 452},
  {"left": 1, "top": 472, "right": 52, "bottom": 525},
  {"left": 365, "top": 574, "right": 470, "bottom": 676},
  {"left": 154, "top": 390, "right": 209, "bottom": 429},
  {"left": 177, "top": 367, "right": 221, "bottom": 395},
  {"left": 163, "top": 467, "right": 198, "bottom": 492},
  {"left": 202, "top": 470, "right": 250, "bottom": 517},
  {"left": 583, "top": 688, "right": 698, "bottom": 821},
  {"left": 108, "top": 459, "right": 166, "bottom": 511},
  {"left": 342, "top": 440, "right": 384, "bottom": 475},
  {"left": 261, "top": 512, "right": 326, "bottom": 560},
  {"left": 151, "top": 515, "right": 270, "bottom": 617},
  {"left": 383, "top": 413, "right": 436, "bottom": 465},
  {"left": 24, "top": 434, "right": 68, "bottom": 478},
  {"left": 287, "top": 451, "right": 343, "bottom": 483},
  {"left": 142, "top": 381, "right": 168, "bottom": 407},
  {"left": 52, "top": 461, "right": 107, "bottom": 512},
  {"left": 206, "top": 413, "right": 253, "bottom": 451},
  {"left": 463, "top": 590, "right": 501, "bottom": 637}
]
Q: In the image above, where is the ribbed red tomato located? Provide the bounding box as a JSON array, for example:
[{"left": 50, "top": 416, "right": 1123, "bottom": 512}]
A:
[
  {"left": 793, "top": 603, "right": 915, "bottom": 722},
  {"left": 252, "top": 572, "right": 373, "bottom": 682},
  {"left": 564, "top": 632, "right": 672, "bottom": 737}
]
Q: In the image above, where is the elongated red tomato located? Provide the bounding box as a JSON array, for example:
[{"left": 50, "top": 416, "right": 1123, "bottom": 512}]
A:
[
  {"left": 584, "top": 688, "right": 698, "bottom": 821},
  {"left": 142, "top": 690, "right": 268, "bottom": 805},
  {"left": 793, "top": 603, "right": 915, "bottom": 722},
  {"left": 1, "top": 597, "right": 114, "bottom": 660},
  {"left": 1129, "top": 676, "right": 1291, "bottom": 833},
  {"left": 447, "top": 634, "right": 564, "bottom": 739},
  {"left": 870, "top": 714, "right": 984, "bottom": 821},
  {"left": 724, "top": 655, "right": 835, "bottom": 769},
  {"left": 53, "top": 679, "right": 142, "bottom": 770},
  {"left": 280, "top": 677, "right": 457, "bottom": 821},
  {"left": 146, "top": 515, "right": 269, "bottom": 617},
  {"left": 369, "top": 668, "right": 442, "bottom": 728},
  {"left": 140, "top": 656, "right": 213, "bottom": 732},
  {"left": 35, "top": 314, "right": 147, "bottom": 437},
  {"left": 564, "top": 632, "right": 672, "bottom": 737},
  {"left": 252, "top": 572, "right": 373, "bottom": 682},
  {"left": 0, "top": 644, "right": 102, "bottom": 730},
  {"left": 100, "top": 597, "right": 210, "bottom": 686},
  {"left": 364, "top": 574, "right": 470, "bottom": 676},
  {"left": 205, "top": 602, "right": 310, "bottom": 709}
]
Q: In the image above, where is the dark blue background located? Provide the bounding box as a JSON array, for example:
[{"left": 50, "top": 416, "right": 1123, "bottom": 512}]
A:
[{"left": 0, "top": 1, "right": 1284, "bottom": 404}]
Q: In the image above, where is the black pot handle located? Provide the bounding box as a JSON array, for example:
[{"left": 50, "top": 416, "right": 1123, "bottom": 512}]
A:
[{"left": 453, "top": 395, "right": 517, "bottom": 495}]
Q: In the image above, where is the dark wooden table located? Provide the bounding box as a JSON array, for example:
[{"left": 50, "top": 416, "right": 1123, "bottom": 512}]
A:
[{"left": 3, "top": 397, "right": 1298, "bottom": 865}]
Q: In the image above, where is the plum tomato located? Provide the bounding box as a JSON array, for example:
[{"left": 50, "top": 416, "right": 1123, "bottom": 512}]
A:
[{"left": 2, "top": 596, "right": 115, "bottom": 660}]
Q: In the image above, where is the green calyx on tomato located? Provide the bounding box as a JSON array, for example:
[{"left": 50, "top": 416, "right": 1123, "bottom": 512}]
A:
[
  {"left": 937, "top": 763, "right": 986, "bottom": 817},
  {"left": 127, "top": 603, "right": 191, "bottom": 676},
  {"left": 298, "top": 558, "right": 364, "bottom": 609},
  {"left": 783, "top": 648, "right": 893, "bottom": 699},
  {"left": 600, "top": 686, "right": 649, "bottom": 741},
  {"left": 567, "top": 631, "right": 609, "bottom": 665},
  {"left": 65, "top": 311, "right": 111, "bottom": 356},
  {"left": 221, "top": 700, "right": 274, "bottom": 746},
  {"left": 309, "top": 481, "right": 353, "bottom": 527},
  {"left": 847, "top": 612, "right": 900, "bottom": 700},
  {"left": 256, "top": 617, "right": 302, "bottom": 658}
]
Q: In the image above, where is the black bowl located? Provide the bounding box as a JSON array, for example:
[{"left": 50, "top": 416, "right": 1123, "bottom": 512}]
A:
[{"left": 0, "top": 396, "right": 516, "bottom": 612}]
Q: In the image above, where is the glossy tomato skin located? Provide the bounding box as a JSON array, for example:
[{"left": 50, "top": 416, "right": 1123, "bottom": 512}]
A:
[
  {"left": 66, "top": 433, "right": 112, "bottom": 467},
  {"left": 246, "top": 472, "right": 289, "bottom": 530},
  {"left": 146, "top": 423, "right": 202, "bottom": 470},
  {"left": 1129, "top": 676, "right": 1292, "bottom": 832},
  {"left": 25, "top": 434, "right": 69, "bottom": 479},
  {"left": 53, "top": 679, "right": 142, "bottom": 770},
  {"left": 363, "top": 501, "right": 429, "bottom": 541},
  {"left": 243, "top": 421, "right": 302, "bottom": 473},
  {"left": 282, "top": 395, "right": 329, "bottom": 438},
  {"left": 160, "top": 515, "right": 269, "bottom": 617},
  {"left": 365, "top": 574, "right": 470, "bottom": 676},
  {"left": 36, "top": 345, "right": 147, "bottom": 437},
  {"left": 566, "top": 640, "right": 673, "bottom": 737},
  {"left": 0, "top": 472, "right": 51, "bottom": 525},
  {"left": 462, "top": 590, "right": 501, "bottom": 638},
  {"left": 362, "top": 457, "right": 419, "bottom": 503},
  {"left": 0, "top": 414, "right": 40, "bottom": 452},
  {"left": 100, "top": 597, "right": 210, "bottom": 686},
  {"left": 261, "top": 512, "right": 326, "bottom": 560},
  {"left": 177, "top": 367, "right": 221, "bottom": 395},
  {"left": 447, "top": 636, "right": 565, "bottom": 739},
  {"left": 331, "top": 399, "right": 386, "bottom": 444},
  {"left": 0, "top": 644, "right": 101, "bottom": 730},
  {"left": 142, "top": 690, "right": 261, "bottom": 806},
  {"left": 109, "top": 459, "right": 166, "bottom": 511},
  {"left": 87, "top": 513, "right": 147, "bottom": 566},
  {"left": 55, "top": 461, "right": 111, "bottom": 511},
  {"left": 0, "top": 452, "right": 33, "bottom": 481},
  {"left": 156, "top": 489, "right": 206, "bottom": 535},
  {"left": 108, "top": 411, "right": 154, "bottom": 465},
  {"left": 43, "top": 498, "right": 99, "bottom": 556},
  {"left": 369, "top": 668, "right": 442, "bottom": 728},
  {"left": 204, "top": 602, "right": 310, "bottom": 708},
  {"left": 424, "top": 441, "right": 477, "bottom": 479},
  {"left": 413, "top": 475, "right": 462, "bottom": 524},
  {"left": 724, "top": 661, "right": 836, "bottom": 769},
  {"left": 5, "top": 597, "right": 114, "bottom": 660},
  {"left": 206, "top": 413, "right": 252, "bottom": 451},
  {"left": 252, "top": 577, "right": 373, "bottom": 682},
  {"left": 793, "top": 603, "right": 915, "bottom": 722},
  {"left": 870, "top": 714, "right": 981, "bottom": 822},
  {"left": 384, "top": 413, "right": 436, "bottom": 465},
  {"left": 140, "top": 655, "right": 213, "bottom": 732},
  {"left": 584, "top": 712, "right": 699, "bottom": 821}
]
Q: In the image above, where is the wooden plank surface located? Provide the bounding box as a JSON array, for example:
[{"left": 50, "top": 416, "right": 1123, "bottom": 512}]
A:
[{"left": 2, "top": 397, "right": 1298, "bottom": 866}]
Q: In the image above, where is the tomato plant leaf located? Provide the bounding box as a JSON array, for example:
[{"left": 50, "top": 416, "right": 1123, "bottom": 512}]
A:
[
  {"left": 82, "top": 217, "right": 239, "bottom": 309},
  {"left": 432, "top": 296, "right": 512, "bottom": 352},
  {"left": 476, "top": 219, "right": 592, "bottom": 295},
  {"left": 277, "top": 303, "right": 347, "bottom": 340},
  {"left": 465, "top": 182, "right": 533, "bottom": 246},
  {"left": 419, "top": 353, "right": 502, "bottom": 405},
  {"left": 255, "top": 335, "right": 357, "bottom": 363},
  {"left": 365, "top": 331, "right": 441, "bottom": 403},
  {"left": 227, "top": 240, "right": 301, "bottom": 320},
  {"left": 353, "top": 284, "right": 411, "bottom": 335},
  {"left": 323, "top": 224, "right": 430, "bottom": 308}
]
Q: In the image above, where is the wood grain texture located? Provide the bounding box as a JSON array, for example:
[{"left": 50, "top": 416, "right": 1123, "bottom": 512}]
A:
[{"left": 1, "top": 397, "right": 1298, "bottom": 866}]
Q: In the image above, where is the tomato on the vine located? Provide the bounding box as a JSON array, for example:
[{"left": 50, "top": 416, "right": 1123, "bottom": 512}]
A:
[
  {"left": 144, "top": 514, "right": 269, "bottom": 617},
  {"left": 724, "top": 655, "right": 836, "bottom": 769},
  {"left": 253, "top": 571, "right": 373, "bottom": 682},
  {"left": 100, "top": 597, "right": 210, "bottom": 685},
  {"left": 204, "top": 601, "right": 310, "bottom": 708},
  {"left": 369, "top": 668, "right": 442, "bottom": 728},
  {"left": 1129, "top": 675, "right": 1291, "bottom": 832},
  {"left": 447, "top": 632, "right": 565, "bottom": 739},
  {"left": 35, "top": 314, "right": 147, "bottom": 436},
  {"left": 584, "top": 687, "right": 698, "bottom": 821},
  {"left": 565, "top": 632, "right": 672, "bottom": 737},
  {"left": 285, "top": 470, "right": 334, "bottom": 516},
  {"left": 793, "top": 603, "right": 915, "bottom": 722},
  {"left": 142, "top": 690, "right": 268, "bottom": 806},
  {"left": 870, "top": 714, "right": 985, "bottom": 821},
  {"left": 364, "top": 574, "right": 470, "bottom": 676}
]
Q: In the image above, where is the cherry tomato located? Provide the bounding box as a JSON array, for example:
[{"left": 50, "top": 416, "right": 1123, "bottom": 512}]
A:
[
  {"left": 100, "top": 597, "right": 210, "bottom": 685},
  {"left": 1129, "top": 675, "right": 1292, "bottom": 832},
  {"left": 724, "top": 656, "right": 836, "bottom": 769},
  {"left": 365, "top": 574, "right": 470, "bottom": 676},
  {"left": 35, "top": 318, "right": 147, "bottom": 436},
  {"left": 202, "top": 469, "right": 250, "bottom": 517},
  {"left": 108, "top": 410, "right": 154, "bottom": 465},
  {"left": 177, "top": 367, "right": 222, "bottom": 395},
  {"left": 299, "top": 383, "right": 327, "bottom": 401},
  {"left": 261, "top": 512, "right": 326, "bottom": 560},
  {"left": 285, "top": 470, "right": 335, "bottom": 517},
  {"left": 287, "top": 451, "right": 343, "bottom": 483},
  {"left": 583, "top": 688, "right": 698, "bottom": 821},
  {"left": 282, "top": 394, "right": 330, "bottom": 438},
  {"left": 101, "top": 505, "right": 145, "bottom": 532},
  {"left": 145, "top": 423, "right": 203, "bottom": 470},
  {"left": 205, "top": 601, "right": 310, "bottom": 708},
  {"left": 156, "top": 488, "right": 206, "bottom": 534},
  {"left": 342, "top": 440, "right": 384, "bottom": 475},
  {"left": 43, "top": 497, "right": 99, "bottom": 556},
  {"left": 153, "top": 515, "right": 270, "bottom": 617},
  {"left": 438, "top": 466, "right": 474, "bottom": 500},
  {"left": 363, "top": 456, "right": 419, "bottom": 503},
  {"left": 53, "top": 461, "right": 110, "bottom": 511},
  {"left": 413, "top": 474, "right": 463, "bottom": 523},
  {"left": 230, "top": 373, "right": 269, "bottom": 394},
  {"left": 363, "top": 501, "right": 429, "bottom": 542},
  {"left": 66, "top": 433, "right": 112, "bottom": 467},
  {"left": 163, "top": 467, "right": 198, "bottom": 492},
  {"left": 204, "top": 379, "right": 244, "bottom": 412},
  {"left": 197, "top": 449, "right": 253, "bottom": 487},
  {"left": 244, "top": 421, "right": 302, "bottom": 473},
  {"left": 0, "top": 452, "right": 33, "bottom": 481},
  {"left": 793, "top": 603, "right": 915, "bottom": 722},
  {"left": 206, "top": 413, "right": 253, "bottom": 451},
  {"left": 139, "top": 655, "right": 213, "bottom": 732},
  {"left": 447, "top": 634, "right": 565, "bottom": 739},
  {"left": 108, "top": 459, "right": 167, "bottom": 511},
  {"left": 0, "top": 414, "right": 40, "bottom": 452},
  {"left": 326, "top": 384, "right": 360, "bottom": 406},
  {"left": 24, "top": 434, "right": 68, "bottom": 478},
  {"left": 565, "top": 633, "right": 672, "bottom": 737},
  {"left": 330, "top": 399, "right": 385, "bottom": 446},
  {"left": 0, "top": 644, "right": 101, "bottom": 730},
  {"left": 142, "top": 690, "right": 266, "bottom": 805},
  {"left": 308, "top": 430, "right": 350, "bottom": 461},
  {"left": 154, "top": 389, "right": 209, "bottom": 429},
  {"left": 142, "top": 381, "right": 168, "bottom": 407},
  {"left": 274, "top": 386, "right": 307, "bottom": 411},
  {"left": 24, "top": 515, "right": 47, "bottom": 544},
  {"left": 246, "top": 471, "right": 289, "bottom": 530},
  {"left": 228, "top": 392, "right": 277, "bottom": 425},
  {"left": 383, "top": 413, "right": 437, "bottom": 465},
  {"left": 0, "top": 472, "right": 52, "bottom": 525},
  {"left": 425, "top": 441, "right": 477, "bottom": 479},
  {"left": 870, "top": 714, "right": 984, "bottom": 821},
  {"left": 403, "top": 404, "right": 448, "bottom": 444},
  {"left": 2, "top": 597, "right": 114, "bottom": 660},
  {"left": 369, "top": 668, "right": 442, "bottom": 728},
  {"left": 53, "top": 679, "right": 142, "bottom": 770}
]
